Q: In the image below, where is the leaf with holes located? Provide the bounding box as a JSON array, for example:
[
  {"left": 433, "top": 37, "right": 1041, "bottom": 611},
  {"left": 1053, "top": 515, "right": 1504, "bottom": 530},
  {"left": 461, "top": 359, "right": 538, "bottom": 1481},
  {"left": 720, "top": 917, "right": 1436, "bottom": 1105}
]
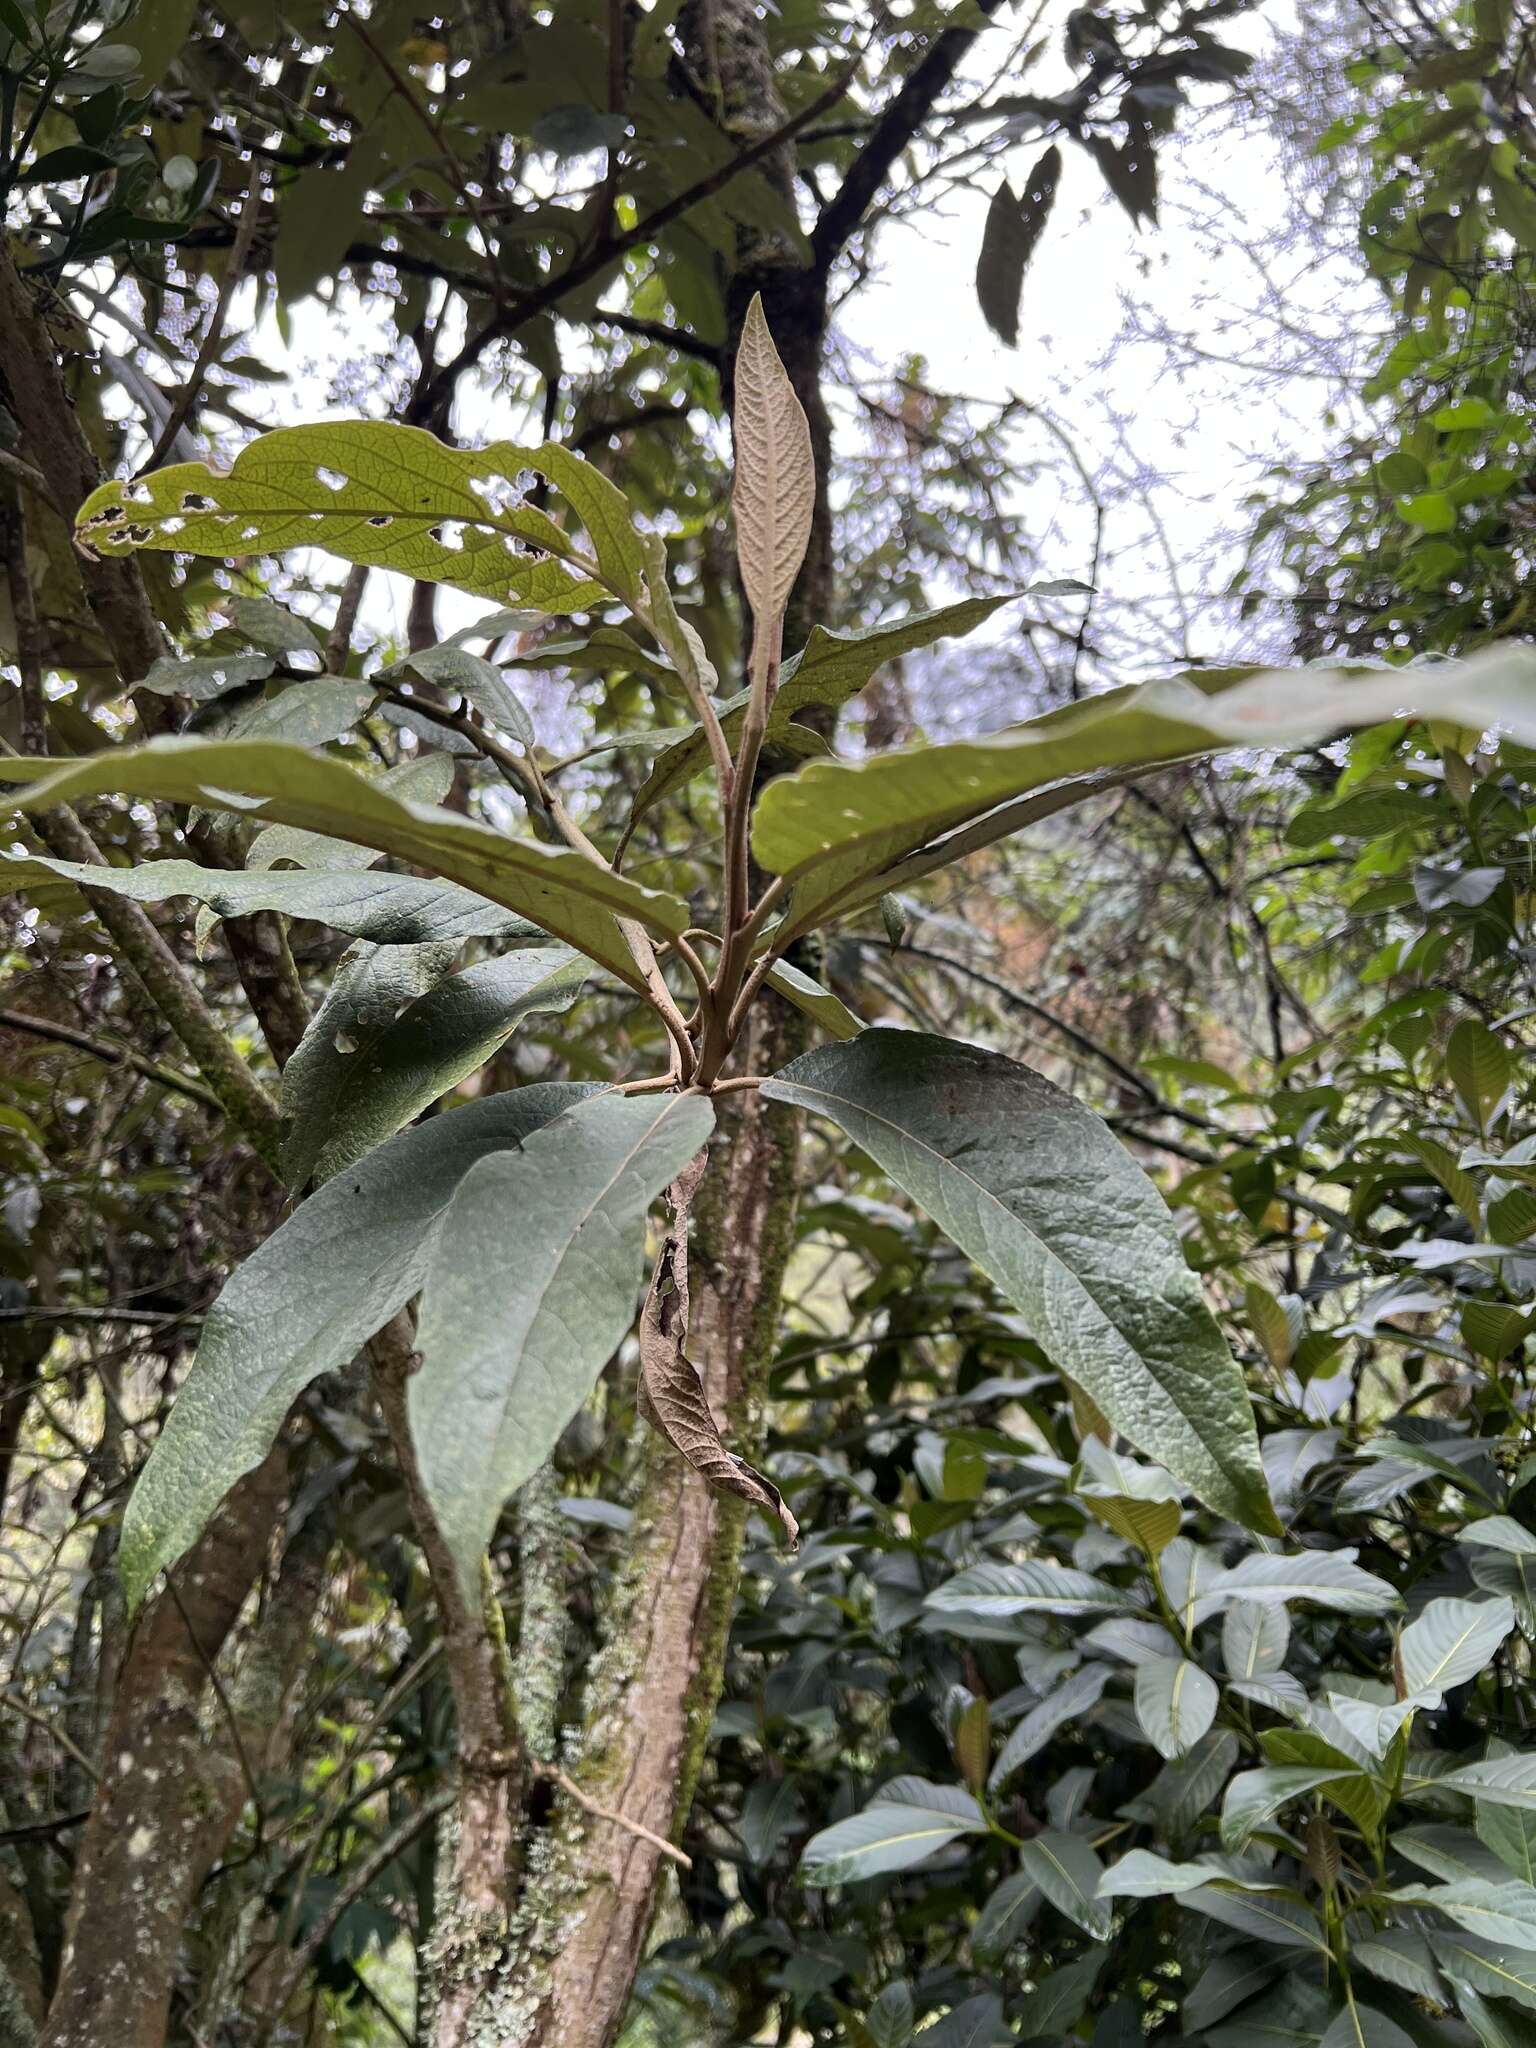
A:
[{"left": 73, "top": 422, "right": 659, "bottom": 615}]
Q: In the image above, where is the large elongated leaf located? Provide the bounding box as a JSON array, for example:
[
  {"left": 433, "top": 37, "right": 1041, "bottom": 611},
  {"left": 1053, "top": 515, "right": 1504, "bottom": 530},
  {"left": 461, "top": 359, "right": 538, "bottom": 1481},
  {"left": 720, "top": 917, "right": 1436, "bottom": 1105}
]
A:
[
  {"left": 988, "top": 1663, "right": 1110, "bottom": 1790},
  {"left": 763, "top": 1031, "right": 1277, "bottom": 1531},
  {"left": 120, "top": 1084, "right": 591, "bottom": 1608},
  {"left": 925, "top": 1560, "right": 1141, "bottom": 1619},
  {"left": 285, "top": 945, "right": 588, "bottom": 1185},
  {"left": 800, "top": 1778, "right": 988, "bottom": 1886},
  {"left": 0, "top": 851, "right": 536, "bottom": 948},
  {"left": 0, "top": 740, "right": 690, "bottom": 987},
  {"left": 1223, "top": 1600, "right": 1291, "bottom": 1679},
  {"left": 1213, "top": 1551, "right": 1401, "bottom": 1614},
  {"left": 1017, "top": 1828, "right": 1111, "bottom": 1940},
  {"left": 1399, "top": 1596, "right": 1514, "bottom": 1698},
  {"left": 751, "top": 646, "right": 1536, "bottom": 942},
  {"left": 1135, "top": 1657, "right": 1219, "bottom": 1759},
  {"left": 408, "top": 1090, "right": 714, "bottom": 1594},
  {"left": 1429, "top": 1931, "right": 1536, "bottom": 2013},
  {"left": 1438, "top": 1756, "right": 1536, "bottom": 1809},
  {"left": 626, "top": 596, "right": 1014, "bottom": 830},
  {"left": 74, "top": 421, "right": 646, "bottom": 614}
]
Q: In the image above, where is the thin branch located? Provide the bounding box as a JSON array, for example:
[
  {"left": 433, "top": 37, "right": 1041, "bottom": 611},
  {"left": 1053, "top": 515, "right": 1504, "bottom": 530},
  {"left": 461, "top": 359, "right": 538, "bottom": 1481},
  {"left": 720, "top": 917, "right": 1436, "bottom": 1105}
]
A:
[
  {"left": 0, "top": 1006, "right": 226, "bottom": 1113},
  {"left": 539, "top": 1763, "right": 692, "bottom": 1869}
]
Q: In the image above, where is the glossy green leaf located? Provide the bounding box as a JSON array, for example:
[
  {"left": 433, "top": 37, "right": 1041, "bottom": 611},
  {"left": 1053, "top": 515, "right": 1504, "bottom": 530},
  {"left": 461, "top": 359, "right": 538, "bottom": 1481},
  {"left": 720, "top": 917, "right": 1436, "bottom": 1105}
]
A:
[
  {"left": 799, "top": 1777, "right": 988, "bottom": 1886},
  {"left": 1213, "top": 1551, "right": 1401, "bottom": 1614},
  {"left": 1389, "top": 1877, "right": 1536, "bottom": 1948},
  {"left": 1135, "top": 1656, "right": 1219, "bottom": 1759},
  {"left": 1438, "top": 1756, "right": 1536, "bottom": 1809},
  {"left": 1220, "top": 1765, "right": 1350, "bottom": 1850},
  {"left": 763, "top": 1031, "right": 1278, "bottom": 1531},
  {"left": 925, "top": 1560, "right": 1139, "bottom": 1618},
  {"left": 120, "top": 1084, "right": 590, "bottom": 1609},
  {"left": 1429, "top": 1930, "right": 1536, "bottom": 2013},
  {"left": 988, "top": 1663, "right": 1109, "bottom": 1790},
  {"left": 752, "top": 646, "right": 1536, "bottom": 941},
  {"left": 1448, "top": 1019, "right": 1513, "bottom": 1136},
  {"left": 1178, "top": 1884, "right": 1329, "bottom": 1952},
  {"left": 1399, "top": 1597, "right": 1514, "bottom": 1697},
  {"left": 1017, "top": 1827, "right": 1111, "bottom": 1940},
  {"left": 0, "top": 740, "right": 690, "bottom": 989},
  {"left": 764, "top": 960, "right": 864, "bottom": 1041},
  {"left": 1223, "top": 1599, "right": 1291, "bottom": 1679},
  {"left": 284, "top": 945, "right": 588, "bottom": 1185},
  {"left": 1318, "top": 2003, "right": 1417, "bottom": 2048}
]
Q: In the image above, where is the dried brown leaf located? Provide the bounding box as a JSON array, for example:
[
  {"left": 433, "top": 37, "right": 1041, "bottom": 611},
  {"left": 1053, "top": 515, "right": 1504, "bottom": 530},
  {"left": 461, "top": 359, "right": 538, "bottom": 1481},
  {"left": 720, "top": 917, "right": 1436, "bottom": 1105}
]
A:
[
  {"left": 637, "top": 1154, "right": 799, "bottom": 1548},
  {"left": 731, "top": 294, "right": 815, "bottom": 633}
]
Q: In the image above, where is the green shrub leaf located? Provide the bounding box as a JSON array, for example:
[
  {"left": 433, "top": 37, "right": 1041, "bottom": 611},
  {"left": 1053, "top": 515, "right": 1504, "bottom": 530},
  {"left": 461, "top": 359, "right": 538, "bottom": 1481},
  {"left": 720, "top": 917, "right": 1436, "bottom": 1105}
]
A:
[{"left": 763, "top": 1031, "right": 1278, "bottom": 1531}]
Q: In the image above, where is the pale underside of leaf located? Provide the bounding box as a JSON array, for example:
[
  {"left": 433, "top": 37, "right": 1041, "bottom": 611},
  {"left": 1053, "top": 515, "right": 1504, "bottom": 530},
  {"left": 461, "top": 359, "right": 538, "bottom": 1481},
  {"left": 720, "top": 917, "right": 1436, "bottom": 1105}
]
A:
[
  {"left": 0, "top": 740, "right": 689, "bottom": 989},
  {"left": 731, "top": 295, "right": 814, "bottom": 630}
]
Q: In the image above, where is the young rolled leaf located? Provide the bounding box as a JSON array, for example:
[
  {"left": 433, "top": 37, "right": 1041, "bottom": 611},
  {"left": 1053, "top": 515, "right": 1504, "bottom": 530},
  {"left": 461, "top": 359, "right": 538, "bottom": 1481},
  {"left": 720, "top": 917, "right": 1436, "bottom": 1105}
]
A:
[
  {"left": 0, "top": 740, "right": 691, "bottom": 988},
  {"left": 408, "top": 1090, "right": 715, "bottom": 1597},
  {"left": 763, "top": 1030, "right": 1279, "bottom": 1532},
  {"left": 732, "top": 293, "right": 814, "bottom": 631},
  {"left": 752, "top": 645, "right": 1536, "bottom": 942},
  {"left": 0, "top": 851, "right": 539, "bottom": 948},
  {"left": 120, "top": 1084, "right": 592, "bottom": 1609},
  {"left": 73, "top": 421, "right": 659, "bottom": 615}
]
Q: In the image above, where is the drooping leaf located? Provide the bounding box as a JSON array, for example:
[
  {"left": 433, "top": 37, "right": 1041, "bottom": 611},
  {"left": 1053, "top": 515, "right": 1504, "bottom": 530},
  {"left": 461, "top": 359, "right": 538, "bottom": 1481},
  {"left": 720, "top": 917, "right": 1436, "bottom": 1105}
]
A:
[
  {"left": 284, "top": 945, "right": 590, "bottom": 1186},
  {"left": 1135, "top": 1657, "right": 1220, "bottom": 1760},
  {"left": 740, "top": 1777, "right": 802, "bottom": 1867},
  {"left": 972, "top": 1872, "right": 1040, "bottom": 1959},
  {"left": 409, "top": 1091, "right": 715, "bottom": 1594},
  {"left": 731, "top": 294, "right": 814, "bottom": 632},
  {"left": 1017, "top": 1827, "right": 1111, "bottom": 1940},
  {"left": 975, "top": 146, "right": 1062, "bottom": 347},
  {"left": 1399, "top": 1596, "right": 1514, "bottom": 1698},
  {"left": 1427, "top": 1931, "right": 1536, "bottom": 2013},
  {"left": 799, "top": 1777, "right": 988, "bottom": 1887},
  {"left": 764, "top": 960, "right": 864, "bottom": 1041},
  {"left": 751, "top": 646, "right": 1536, "bottom": 943},
  {"left": 635, "top": 1155, "right": 799, "bottom": 1546},
  {"left": 120, "top": 1084, "right": 591, "bottom": 1608},
  {"left": 988, "top": 1663, "right": 1109, "bottom": 1790},
  {"left": 763, "top": 1031, "right": 1278, "bottom": 1531},
  {"left": 1448, "top": 1019, "right": 1513, "bottom": 1135},
  {"left": 0, "top": 740, "right": 691, "bottom": 988},
  {"left": 1317, "top": 2003, "right": 1418, "bottom": 2048},
  {"left": 1178, "top": 1884, "right": 1329, "bottom": 1952}
]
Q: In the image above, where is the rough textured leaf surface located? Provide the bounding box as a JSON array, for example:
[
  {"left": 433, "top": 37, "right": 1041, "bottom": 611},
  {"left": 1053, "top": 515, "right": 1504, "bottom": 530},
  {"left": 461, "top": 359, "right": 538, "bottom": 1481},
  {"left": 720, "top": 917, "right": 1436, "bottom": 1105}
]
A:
[
  {"left": 121, "top": 1084, "right": 590, "bottom": 1608},
  {"left": 731, "top": 294, "right": 814, "bottom": 629},
  {"left": 763, "top": 1030, "right": 1277, "bottom": 1530},
  {"left": 409, "top": 1090, "right": 715, "bottom": 1594}
]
